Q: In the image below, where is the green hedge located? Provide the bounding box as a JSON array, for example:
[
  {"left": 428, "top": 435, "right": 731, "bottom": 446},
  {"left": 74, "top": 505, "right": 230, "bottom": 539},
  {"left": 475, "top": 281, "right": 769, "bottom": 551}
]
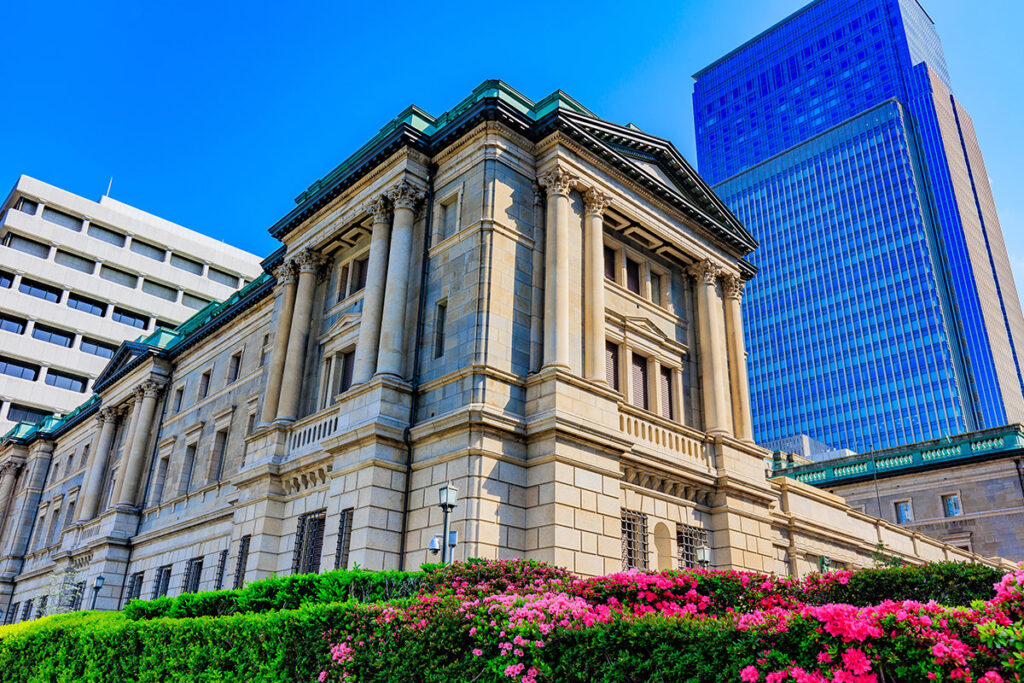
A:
[
  {"left": 802, "top": 562, "right": 1003, "bottom": 606},
  {"left": 124, "top": 567, "right": 423, "bottom": 620}
]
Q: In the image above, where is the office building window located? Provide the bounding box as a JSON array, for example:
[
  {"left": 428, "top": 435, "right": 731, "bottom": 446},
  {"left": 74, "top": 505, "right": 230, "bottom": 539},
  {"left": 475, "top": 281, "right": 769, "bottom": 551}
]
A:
[
  {"left": 0, "top": 270, "right": 13, "bottom": 288},
  {"left": 0, "top": 356, "right": 40, "bottom": 381},
  {"left": 45, "top": 369, "right": 87, "bottom": 393},
  {"left": 660, "top": 366, "right": 674, "bottom": 419},
  {"left": 621, "top": 509, "right": 649, "bottom": 570},
  {"left": 631, "top": 353, "right": 649, "bottom": 410},
  {"left": 19, "top": 278, "right": 61, "bottom": 303},
  {"left": 142, "top": 279, "right": 178, "bottom": 302},
  {"left": 942, "top": 494, "right": 962, "bottom": 518},
  {"left": 182, "top": 557, "right": 204, "bottom": 594},
  {"left": 32, "top": 324, "right": 74, "bottom": 348},
  {"left": 213, "top": 549, "right": 229, "bottom": 591},
  {"left": 227, "top": 352, "right": 242, "bottom": 383},
  {"left": 152, "top": 565, "right": 172, "bottom": 599},
  {"left": 233, "top": 535, "right": 251, "bottom": 589},
  {"left": 100, "top": 265, "right": 138, "bottom": 288},
  {"left": 41, "top": 206, "right": 83, "bottom": 232},
  {"left": 67, "top": 293, "right": 107, "bottom": 317},
  {"left": 605, "top": 341, "right": 619, "bottom": 390},
  {"left": 111, "top": 307, "right": 148, "bottom": 329},
  {"left": 15, "top": 197, "right": 37, "bottom": 214},
  {"left": 0, "top": 313, "right": 27, "bottom": 335},
  {"left": 894, "top": 501, "right": 913, "bottom": 524},
  {"left": 87, "top": 223, "right": 126, "bottom": 247},
  {"left": 208, "top": 267, "right": 239, "bottom": 288},
  {"left": 335, "top": 508, "right": 354, "bottom": 570},
  {"left": 55, "top": 249, "right": 96, "bottom": 274},
  {"left": 198, "top": 370, "right": 211, "bottom": 400},
  {"left": 182, "top": 293, "right": 210, "bottom": 310},
  {"left": 130, "top": 238, "right": 166, "bottom": 262},
  {"left": 433, "top": 301, "right": 447, "bottom": 359},
  {"left": 155, "top": 319, "right": 176, "bottom": 330},
  {"left": 7, "top": 404, "right": 50, "bottom": 424},
  {"left": 292, "top": 509, "right": 327, "bottom": 575},
  {"left": 80, "top": 337, "right": 116, "bottom": 359},
  {"left": 5, "top": 233, "right": 51, "bottom": 259},
  {"left": 171, "top": 253, "right": 204, "bottom": 275}
]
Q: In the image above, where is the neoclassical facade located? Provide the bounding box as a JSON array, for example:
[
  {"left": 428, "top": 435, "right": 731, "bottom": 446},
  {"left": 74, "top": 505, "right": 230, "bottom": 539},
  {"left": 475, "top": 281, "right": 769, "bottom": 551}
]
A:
[{"left": 0, "top": 82, "right": 1009, "bottom": 621}]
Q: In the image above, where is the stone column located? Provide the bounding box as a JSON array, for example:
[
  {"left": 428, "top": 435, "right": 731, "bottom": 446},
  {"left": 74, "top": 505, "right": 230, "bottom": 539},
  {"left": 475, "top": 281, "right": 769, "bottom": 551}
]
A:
[
  {"left": 352, "top": 195, "right": 393, "bottom": 384},
  {"left": 116, "top": 380, "right": 164, "bottom": 507},
  {"left": 77, "top": 407, "right": 119, "bottom": 520},
  {"left": 583, "top": 188, "right": 612, "bottom": 382},
  {"left": 0, "top": 462, "right": 21, "bottom": 545},
  {"left": 260, "top": 263, "right": 298, "bottom": 424},
  {"left": 376, "top": 181, "right": 424, "bottom": 378},
  {"left": 672, "top": 368, "right": 685, "bottom": 425},
  {"left": 110, "top": 390, "right": 142, "bottom": 504},
  {"left": 276, "top": 249, "right": 326, "bottom": 422},
  {"left": 688, "top": 260, "right": 731, "bottom": 435},
  {"left": 539, "top": 167, "right": 576, "bottom": 369},
  {"left": 724, "top": 276, "right": 754, "bottom": 442}
]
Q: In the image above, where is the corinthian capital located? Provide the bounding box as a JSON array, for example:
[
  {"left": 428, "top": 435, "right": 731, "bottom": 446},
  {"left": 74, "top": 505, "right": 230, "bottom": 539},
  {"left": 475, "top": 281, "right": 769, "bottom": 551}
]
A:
[
  {"left": 367, "top": 194, "right": 392, "bottom": 224},
  {"left": 0, "top": 460, "right": 22, "bottom": 477},
  {"left": 97, "top": 406, "right": 120, "bottom": 424},
  {"left": 292, "top": 247, "right": 328, "bottom": 275},
  {"left": 723, "top": 275, "right": 746, "bottom": 301},
  {"left": 583, "top": 188, "right": 613, "bottom": 217},
  {"left": 538, "top": 167, "right": 576, "bottom": 198},
  {"left": 686, "top": 259, "right": 723, "bottom": 286},
  {"left": 273, "top": 261, "right": 298, "bottom": 287},
  {"left": 387, "top": 180, "right": 425, "bottom": 211},
  {"left": 140, "top": 379, "right": 166, "bottom": 399}
]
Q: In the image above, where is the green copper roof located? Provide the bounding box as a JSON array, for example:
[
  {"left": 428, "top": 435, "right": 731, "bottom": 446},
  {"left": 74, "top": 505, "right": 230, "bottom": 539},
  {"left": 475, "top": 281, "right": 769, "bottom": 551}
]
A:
[
  {"left": 293, "top": 80, "right": 596, "bottom": 206},
  {"left": 1, "top": 394, "right": 100, "bottom": 444}
]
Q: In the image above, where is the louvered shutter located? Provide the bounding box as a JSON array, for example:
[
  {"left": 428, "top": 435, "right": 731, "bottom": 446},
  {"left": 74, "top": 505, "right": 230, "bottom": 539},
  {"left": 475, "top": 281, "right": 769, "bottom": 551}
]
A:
[
  {"left": 605, "top": 342, "right": 619, "bottom": 390},
  {"left": 631, "top": 354, "right": 648, "bottom": 410},
  {"left": 660, "top": 367, "right": 673, "bottom": 419}
]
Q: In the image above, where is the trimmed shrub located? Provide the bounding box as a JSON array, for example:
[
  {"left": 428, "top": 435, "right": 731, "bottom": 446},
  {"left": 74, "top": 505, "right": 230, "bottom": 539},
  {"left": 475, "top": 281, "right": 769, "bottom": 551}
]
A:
[{"left": 801, "top": 561, "right": 1004, "bottom": 606}]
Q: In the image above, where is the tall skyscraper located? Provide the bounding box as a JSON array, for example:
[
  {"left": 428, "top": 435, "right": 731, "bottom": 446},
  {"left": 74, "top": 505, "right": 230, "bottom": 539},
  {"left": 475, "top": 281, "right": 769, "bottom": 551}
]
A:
[{"left": 692, "top": 0, "right": 1024, "bottom": 452}]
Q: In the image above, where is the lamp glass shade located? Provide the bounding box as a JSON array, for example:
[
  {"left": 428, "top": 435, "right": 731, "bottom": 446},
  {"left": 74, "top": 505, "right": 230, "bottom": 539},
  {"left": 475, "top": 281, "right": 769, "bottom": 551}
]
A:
[
  {"left": 695, "top": 543, "right": 710, "bottom": 564},
  {"left": 438, "top": 482, "right": 458, "bottom": 507},
  {"left": 95, "top": 575, "right": 105, "bottom": 589}
]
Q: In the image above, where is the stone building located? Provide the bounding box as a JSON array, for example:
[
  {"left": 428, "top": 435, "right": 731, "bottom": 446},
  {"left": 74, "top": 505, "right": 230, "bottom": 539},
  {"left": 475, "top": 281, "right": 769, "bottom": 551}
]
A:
[
  {"left": 0, "top": 81, "right": 1009, "bottom": 622},
  {"left": 774, "top": 424, "right": 1024, "bottom": 562}
]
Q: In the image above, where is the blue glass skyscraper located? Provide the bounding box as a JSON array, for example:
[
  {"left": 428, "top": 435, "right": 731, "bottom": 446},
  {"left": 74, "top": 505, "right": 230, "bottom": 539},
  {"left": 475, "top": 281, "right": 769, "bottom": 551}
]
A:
[{"left": 693, "top": 0, "right": 1024, "bottom": 452}]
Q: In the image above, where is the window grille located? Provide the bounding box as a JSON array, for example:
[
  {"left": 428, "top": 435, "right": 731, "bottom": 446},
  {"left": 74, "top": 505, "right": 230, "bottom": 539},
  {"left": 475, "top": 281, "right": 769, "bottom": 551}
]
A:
[
  {"left": 620, "top": 509, "right": 649, "bottom": 570},
  {"left": 35, "top": 595, "right": 47, "bottom": 619},
  {"left": 5, "top": 603, "right": 18, "bottom": 624},
  {"left": 123, "top": 571, "right": 144, "bottom": 607},
  {"left": 233, "top": 535, "right": 251, "bottom": 589},
  {"left": 214, "top": 549, "right": 229, "bottom": 591},
  {"left": 21, "top": 600, "right": 33, "bottom": 622},
  {"left": 677, "top": 524, "right": 708, "bottom": 569},
  {"left": 152, "top": 565, "right": 172, "bottom": 599},
  {"left": 292, "top": 509, "right": 327, "bottom": 575},
  {"left": 335, "top": 508, "right": 354, "bottom": 570},
  {"left": 182, "top": 557, "right": 203, "bottom": 594}
]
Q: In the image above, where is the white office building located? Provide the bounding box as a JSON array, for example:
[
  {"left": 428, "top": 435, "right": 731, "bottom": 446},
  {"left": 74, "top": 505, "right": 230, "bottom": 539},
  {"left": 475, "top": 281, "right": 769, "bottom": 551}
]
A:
[{"left": 0, "top": 175, "right": 262, "bottom": 434}]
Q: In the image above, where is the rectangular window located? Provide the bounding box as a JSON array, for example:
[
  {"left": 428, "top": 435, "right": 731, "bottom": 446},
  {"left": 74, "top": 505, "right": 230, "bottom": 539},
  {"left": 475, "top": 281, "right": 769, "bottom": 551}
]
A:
[
  {"left": 123, "top": 571, "right": 144, "bottom": 607},
  {"left": 208, "top": 429, "right": 228, "bottom": 482},
  {"left": 4, "top": 233, "right": 51, "bottom": 259},
  {"left": 111, "top": 307, "right": 148, "bottom": 329},
  {"left": 21, "top": 600, "right": 33, "bottom": 622},
  {"left": 233, "top": 535, "right": 251, "bottom": 589},
  {"left": 208, "top": 267, "right": 238, "bottom": 288},
  {"left": 15, "top": 197, "right": 37, "bottom": 214},
  {"left": 0, "top": 356, "right": 40, "bottom": 381},
  {"left": 87, "top": 223, "right": 126, "bottom": 247},
  {"left": 198, "top": 371, "right": 211, "bottom": 400},
  {"left": 152, "top": 565, "right": 172, "bottom": 599},
  {"left": 6, "top": 603, "right": 18, "bottom": 624},
  {"left": 67, "top": 293, "right": 107, "bottom": 317},
  {"left": 337, "top": 350, "right": 354, "bottom": 394},
  {"left": 441, "top": 198, "right": 459, "bottom": 238},
  {"left": 142, "top": 279, "right": 177, "bottom": 302},
  {"left": 32, "top": 324, "right": 74, "bottom": 348},
  {"left": 246, "top": 413, "right": 256, "bottom": 435},
  {"left": 156, "top": 319, "right": 176, "bottom": 331},
  {"left": 631, "top": 353, "right": 649, "bottom": 410},
  {"left": 100, "top": 265, "right": 138, "bottom": 288},
  {"left": 7, "top": 403, "right": 50, "bottom": 424},
  {"left": 70, "top": 581, "right": 85, "bottom": 611},
  {"left": 182, "top": 557, "right": 204, "bottom": 594},
  {"left": 603, "top": 245, "right": 617, "bottom": 281},
  {"left": 19, "top": 278, "right": 61, "bottom": 303},
  {"left": 292, "top": 509, "right": 327, "bottom": 575},
  {"left": 621, "top": 509, "right": 649, "bottom": 570},
  {"left": 151, "top": 457, "right": 169, "bottom": 506},
  {"left": 227, "top": 352, "right": 242, "bottom": 383},
  {"left": 213, "top": 549, "right": 229, "bottom": 591},
  {"left": 170, "top": 253, "right": 204, "bottom": 275},
  {"left": 63, "top": 501, "right": 76, "bottom": 529},
  {"left": 260, "top": 334, "right": 271, "bottom": 367},
  {"left": 172, "top": 387, "right": 184, "bottom": 413},
  {"left": 0, "top": 313, "right": 27, "bottom": 335},
  {"left": 35, "top": 595, "right": 48, "bottom": 619},
  {"left": 130, "top": 238, "right": 166, "bottom": 261},
  {"left": 650, "top": 272, "right": 663, "bottom": 306},
  {"left": 337, "top": 264, "right": 350, "bottom": 302},
  {"left": 660, "top": 366, "right": 674, "bottom": 419},
  {"left": 605, "top": 341, "right": 619, "bottom": 390},
  {"left": 942, "top": 494, "right": 962, "bottom": 518},
  {"left": 677, "top": 524, "right": 708, "bottom": 569},
  {"left": 350, "top": 258, "right": 368, "bottom": 295},
  {"left": 335, "top": 508, "right": 354, "bottom": 570},
  {"left": 41, "top": 206, "right": 83, "bottom": 231},
  {"left": 0, "top": 270, "right": 12, "bottom": 288},
  {"left": 46, "top": 507, "right": 62, "bottom": 547},
  {"left": 433, "top": 301, "right": 447, "bottom": 359},
  {"left": 45, "top": 369, "right": 88, "bottom": 393},
  {"left": 54, "top": 249, "right": 96, "bottom": 274},
  {"left": 80, "top": 337, "right": 116, "bottom": 359},
  {"left": 625, "top": 258, "right": 641, "bottom": 295},
  {"left": 179, "top": 444, "right": 197, "bottom": 496},
  {"left": 894, "top": 501, "right": 913, "bottom": 524},
  {"left": 182, "top": 293, "right": 210, "bottom": 310}
]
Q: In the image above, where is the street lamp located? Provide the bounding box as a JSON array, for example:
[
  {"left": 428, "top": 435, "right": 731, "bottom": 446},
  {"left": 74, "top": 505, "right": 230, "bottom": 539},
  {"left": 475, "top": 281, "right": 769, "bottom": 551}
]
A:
[
  {"left": 437, "top": 481, "right": 458, "bottom": 564},
  {"left": 695, "top": 542, "right": 711, "bottom": 570},
  {"left": 90, "top": 574, "right": 105, "bottom": 611}
]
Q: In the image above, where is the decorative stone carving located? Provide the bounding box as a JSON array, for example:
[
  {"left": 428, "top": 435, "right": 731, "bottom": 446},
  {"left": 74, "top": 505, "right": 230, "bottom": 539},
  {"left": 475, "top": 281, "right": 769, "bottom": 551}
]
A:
[
  {"left": 273, "top": 261, "right": 298, "bottom": 287},
  {"left": 140, "top": 379, "right": 166, "bottom": 399},
  {"left": 583, "top": 188, "right": 613, "bottom": 217},
  {"left": 367, "top": 194, "right": 392, "bottom": 224},
  {"left": 532, "top": 182, "right": 543, "bottom": 207},
  {"left": 686, "top": 259, "right": 722, "bottom": 287},
  {"left": 292, "top": 247, "right": 328, "bottom": 275},
  {"left": 387, "top": 180, "right": 425, "bottom": 211},
  {"left": 0, "top": 461, "right": 21, "bottom": 477},
  {"left": 538, "top": 167, "right": 576, "bottom": 197},
  {"left": 723, "top": 275, "right": 745, "bottom": 301},
  {"left": 96, "top": 406, "right": 119, "bottom": 425}
]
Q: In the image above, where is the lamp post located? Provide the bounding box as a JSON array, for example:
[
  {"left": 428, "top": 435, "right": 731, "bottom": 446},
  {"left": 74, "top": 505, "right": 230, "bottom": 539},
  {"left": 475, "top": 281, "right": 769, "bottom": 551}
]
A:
[
  {"left": 438, "top": 481, "right": 458, "bottom": 564},
  {"left": 695, "top": 542, "right": 711, "bottom": 570},
  {"left": 90, "top": 574, "right": 105, "bottom": 611}
]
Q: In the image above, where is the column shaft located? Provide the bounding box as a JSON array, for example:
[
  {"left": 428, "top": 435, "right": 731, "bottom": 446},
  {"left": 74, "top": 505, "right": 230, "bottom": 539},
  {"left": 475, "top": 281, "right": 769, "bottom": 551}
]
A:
[
  {"left": 110, "top": 395, "right": 141, "bottom": 504},
  {"left": 376, "top": 182, "right": 423, "bottom": 377},
  {"left": 276, "top": 251, "right": 323, "bottom": 422},
  {"left": 583, "top": 189, "right": 611, "bottom": 381},
  {"left": 352, "top": 197, "right": 392, "bottom": 384},
  {"left": 77, "top": 410, "right": 118, "bottom": 520},
  {"left": 0, "top": 465, "right": 19, "bottom": 545},
  {"left": 724, "top": 277, "right": 754, "bottom": 442},
  {"left": 116, "top": 384, "right": 162, "bottom": 507},
  {"left": 541, "top": 168, "right": 574, "bottom": 368},
  {"left": 690, "top": 261, "right": 732, "bottom": 435},
  {"left": 260, "top": 264, "right": 298, "bottom": 423}
]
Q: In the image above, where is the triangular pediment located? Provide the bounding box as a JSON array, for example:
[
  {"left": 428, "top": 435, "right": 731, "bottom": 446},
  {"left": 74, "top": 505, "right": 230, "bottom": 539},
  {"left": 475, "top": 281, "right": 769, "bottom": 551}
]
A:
[
  {"left": 320, "top": 312, "right": 361, "bottom": 342},
  {"left": 91, "top": 341, "right": 151, "bottom": 389}
]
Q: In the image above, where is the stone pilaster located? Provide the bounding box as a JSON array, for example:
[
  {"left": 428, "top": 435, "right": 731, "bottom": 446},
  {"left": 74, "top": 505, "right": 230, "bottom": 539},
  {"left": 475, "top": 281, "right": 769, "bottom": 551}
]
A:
[
  {"left": 0, "top": 462, "right": 21, "bottom": 546},
  {"left": 353, "top": 194, "right": 393, "bottom": 384},
  {"left": 260, "top": 262, "right": 298, "bottom": 424},
  {"left": 583, "top": 188, "right": 612, "bottom": 383},
  {"left": 376, "top": 180, "right": 424, "bottom": 378},
  {"left": 276, "top": 249, "right": 327, "bottom": 422},
  {"left": 539, "top": 166, "right": 576, "bottom": 369},
  {"left": 77, "top": 407, "right": 119, "bottom": 521},
  {"left": 723, "top": 276, "right": 754, "bottom": 442},
  {"left": 116, "top": 380, "right": 165, "bottom": 507},
  {"left": 688, "top": 260, "right": 731, "bottom": 435},
  {"left": 110, "top": 389, "right": 142, "bottom": 505}
]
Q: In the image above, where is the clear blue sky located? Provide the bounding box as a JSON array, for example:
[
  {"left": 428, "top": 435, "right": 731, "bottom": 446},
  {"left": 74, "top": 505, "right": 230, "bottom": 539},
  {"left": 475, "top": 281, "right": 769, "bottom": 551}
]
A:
[{"left": 1, "top": 1, "right": 1021, "bottom": 293}]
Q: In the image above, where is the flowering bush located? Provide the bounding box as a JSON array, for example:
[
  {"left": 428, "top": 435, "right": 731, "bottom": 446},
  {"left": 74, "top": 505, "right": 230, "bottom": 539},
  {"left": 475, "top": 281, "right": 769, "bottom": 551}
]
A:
[{"left": 318, "top": 560, "right": 1024, "bottom": 683}]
